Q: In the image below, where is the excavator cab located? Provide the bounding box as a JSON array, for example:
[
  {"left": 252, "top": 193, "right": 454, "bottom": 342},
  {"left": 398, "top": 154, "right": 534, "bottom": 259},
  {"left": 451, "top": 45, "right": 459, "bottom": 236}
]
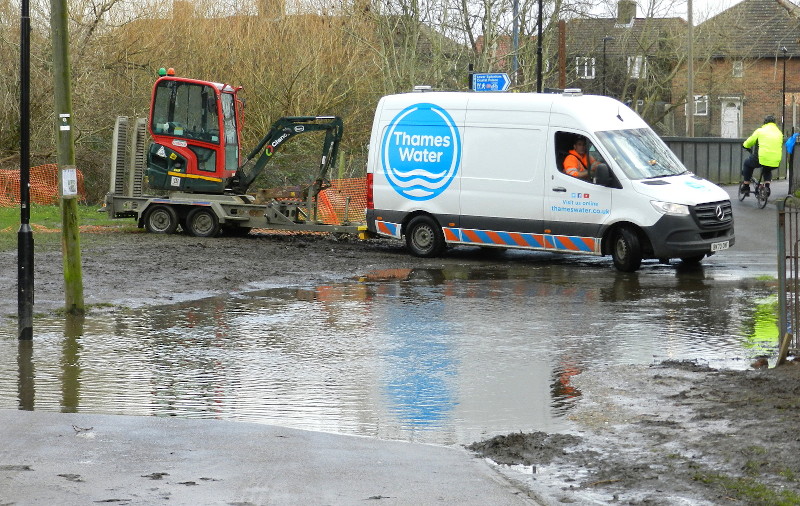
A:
[
  {"left": 146, "top": 70, "right": 344, "bottom": 198},
  {"left": 147, "top": 71, "right": 242, "bottom": 193}
]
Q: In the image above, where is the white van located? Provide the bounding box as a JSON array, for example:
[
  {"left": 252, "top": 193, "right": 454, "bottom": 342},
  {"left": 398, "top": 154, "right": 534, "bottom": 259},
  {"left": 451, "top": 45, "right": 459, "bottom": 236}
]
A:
[{"left": 364, "top": 89, "right": 734, "bottom": 271}]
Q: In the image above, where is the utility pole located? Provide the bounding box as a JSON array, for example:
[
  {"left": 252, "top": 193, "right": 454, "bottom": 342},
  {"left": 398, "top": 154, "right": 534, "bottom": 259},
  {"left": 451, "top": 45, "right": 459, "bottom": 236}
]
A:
[
  {"left": 686, "top": 0, "right": 695, "bottom": 137},
  {"left": 536, "top": 0, "right": 543, "bottom": 92},
  {"left": 782, "top": 47, "right": 788, "bottom": 134},
  {"left": 50, "top": 0, "right": 84, "bottom": 314},
  {"left": 18, "top": 0, "right": 33, "bottom": 340},
  {"left": 558, "top": 20, "right": 566, "bottom": 89},
  {"left": 512, "top": 0, "right": 519, "bottom": 87},
  {"left": 603, "top": 36, "right": 614, "bottom": 96}
]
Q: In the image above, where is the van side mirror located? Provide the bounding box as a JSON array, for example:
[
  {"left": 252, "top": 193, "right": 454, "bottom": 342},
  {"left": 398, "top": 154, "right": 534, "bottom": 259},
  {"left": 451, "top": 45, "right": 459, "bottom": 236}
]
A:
[{"left": 594, "top": 163, "right": 622, "bottom": 189}]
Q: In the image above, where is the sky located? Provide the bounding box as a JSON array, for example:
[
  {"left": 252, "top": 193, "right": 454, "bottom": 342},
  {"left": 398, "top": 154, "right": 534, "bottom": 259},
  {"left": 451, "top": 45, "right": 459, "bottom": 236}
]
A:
[
  {"left": 687, "top": 0, "right": 740, "bottom": 21},
  {"left": 592, "top": 0, "right": 742, "bottom": 22}
]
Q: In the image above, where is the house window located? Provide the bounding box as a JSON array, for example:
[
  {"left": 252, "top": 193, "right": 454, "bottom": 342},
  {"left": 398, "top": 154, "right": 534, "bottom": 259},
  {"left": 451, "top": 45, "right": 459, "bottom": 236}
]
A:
[
  {"left": 575, "top": 57, "right": 595, "bottom": 79},
  {"left": 732, "top": 61, "right": 743, "bottom": 78},
  {"left": 627, "top": 56, "right": 647, "bottom": 79},
  {"left": 694, "top": 95, "right": 709, "bottom": 116}
]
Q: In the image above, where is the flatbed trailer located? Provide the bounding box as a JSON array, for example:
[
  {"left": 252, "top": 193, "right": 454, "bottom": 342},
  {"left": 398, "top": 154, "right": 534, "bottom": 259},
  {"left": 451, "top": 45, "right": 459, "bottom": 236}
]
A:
[
  {"left": 105, "top": 192, "right": 363, "bottom": 236},
  {"left": 104, "top": 116, "right": 366, "bottom": 238}
]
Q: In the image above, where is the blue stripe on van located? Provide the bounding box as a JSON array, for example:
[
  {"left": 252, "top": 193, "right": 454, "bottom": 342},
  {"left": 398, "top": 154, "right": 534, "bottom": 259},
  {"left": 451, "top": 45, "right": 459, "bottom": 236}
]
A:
[
  {"left": 442, "top": 227, "right": 598, "bottom": 255},
  {"left": 376, "top": 220, "right": 401, "bottom": 239},
  {"left": 375, "top": 221, "right": 600, "bottom": 256}
]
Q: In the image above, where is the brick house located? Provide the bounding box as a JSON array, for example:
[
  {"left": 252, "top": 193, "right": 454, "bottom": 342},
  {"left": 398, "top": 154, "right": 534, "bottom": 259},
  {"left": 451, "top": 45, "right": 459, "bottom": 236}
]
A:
[
  {"left": 476, "top": 1, "right": 685, "bottom": 133},
  {"left": 672, "top": 0, "right": 800, "bottom": 138},
  {"left": 559, "top": 0, "right": 685, "bottom": 129}
]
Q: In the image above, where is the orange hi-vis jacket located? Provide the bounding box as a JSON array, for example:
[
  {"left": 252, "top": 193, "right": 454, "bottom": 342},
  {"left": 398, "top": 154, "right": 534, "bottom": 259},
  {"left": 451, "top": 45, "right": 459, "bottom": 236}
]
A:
[{"left": 563, "top": 149, "right": 596, "bottom": 179}]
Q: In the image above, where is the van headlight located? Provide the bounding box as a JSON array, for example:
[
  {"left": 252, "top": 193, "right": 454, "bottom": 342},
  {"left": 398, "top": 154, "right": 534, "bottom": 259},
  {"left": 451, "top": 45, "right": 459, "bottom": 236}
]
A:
[{"left": 651, "top": 200, "right": 690, "bottom": 215}]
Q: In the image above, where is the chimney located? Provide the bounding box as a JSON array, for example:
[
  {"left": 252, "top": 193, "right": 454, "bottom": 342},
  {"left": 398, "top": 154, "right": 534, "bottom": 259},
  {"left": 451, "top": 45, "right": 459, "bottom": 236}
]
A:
[
  {"left": 617, "top": 0, "right": 636, "bottom": 24},
  {"left": 258, "top": 0, "right": 285, "bottom": 18},
  {"left": 172, "top": 0, "right": 193, "bottom": 19}
]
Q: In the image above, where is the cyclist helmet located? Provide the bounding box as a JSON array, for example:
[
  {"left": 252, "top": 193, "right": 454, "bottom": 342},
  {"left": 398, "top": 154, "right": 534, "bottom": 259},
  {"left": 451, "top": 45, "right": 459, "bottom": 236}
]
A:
[{"left": 764, "top": 114, "right": 777, "bottom": 124}]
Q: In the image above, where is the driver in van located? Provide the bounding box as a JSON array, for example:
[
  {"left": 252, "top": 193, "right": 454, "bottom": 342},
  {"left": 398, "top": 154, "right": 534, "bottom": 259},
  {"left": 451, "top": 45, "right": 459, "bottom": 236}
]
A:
[{"left": 563, "top": 136, "right": 598, "bottom": 181}]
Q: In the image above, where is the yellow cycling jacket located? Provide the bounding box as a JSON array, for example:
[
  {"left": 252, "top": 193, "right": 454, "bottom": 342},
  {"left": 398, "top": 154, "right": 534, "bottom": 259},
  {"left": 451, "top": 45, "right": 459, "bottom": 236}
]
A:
[{"left": 743, "top": 122, "right": 783, "bottom": 168}]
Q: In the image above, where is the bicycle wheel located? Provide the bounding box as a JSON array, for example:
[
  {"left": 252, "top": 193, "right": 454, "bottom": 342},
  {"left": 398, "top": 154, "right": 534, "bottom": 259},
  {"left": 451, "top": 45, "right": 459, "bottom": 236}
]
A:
[
  {"left": 738, "top": 182, "right": 748, "bottom": 201},
  {"left": 756, "top": 184, "right": 769, "bottom": 209}
]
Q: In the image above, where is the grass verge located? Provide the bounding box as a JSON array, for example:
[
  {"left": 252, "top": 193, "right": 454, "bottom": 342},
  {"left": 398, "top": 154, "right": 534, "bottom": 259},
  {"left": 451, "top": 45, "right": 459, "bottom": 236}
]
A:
[
  {"left": 0, "top": 204, "right": 138, "bottom": 252},
  {"left": 694, "top": 472, "right": 800, "bottom": 505}
]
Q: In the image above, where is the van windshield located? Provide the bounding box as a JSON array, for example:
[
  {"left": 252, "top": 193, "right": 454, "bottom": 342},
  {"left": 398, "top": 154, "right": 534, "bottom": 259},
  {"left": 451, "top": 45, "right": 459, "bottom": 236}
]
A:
[{"left": 595, "top": 128, "right": 687, "bottom": 180}]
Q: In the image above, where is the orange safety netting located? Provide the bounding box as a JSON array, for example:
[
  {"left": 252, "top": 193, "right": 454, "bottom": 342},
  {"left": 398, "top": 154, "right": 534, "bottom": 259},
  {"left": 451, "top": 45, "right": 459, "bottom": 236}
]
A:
[
  {"left": 0, "top": 164, "right": 86, "bottom": 207},
  {"left": 317, "top": 177, "right": 367, "bottom": 225}
]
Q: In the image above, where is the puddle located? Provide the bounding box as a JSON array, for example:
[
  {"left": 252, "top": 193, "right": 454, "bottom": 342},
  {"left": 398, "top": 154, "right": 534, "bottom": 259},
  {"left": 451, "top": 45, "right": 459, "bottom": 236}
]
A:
[{"left": 0, "top": 265, "right": 779, "bottom": 445}]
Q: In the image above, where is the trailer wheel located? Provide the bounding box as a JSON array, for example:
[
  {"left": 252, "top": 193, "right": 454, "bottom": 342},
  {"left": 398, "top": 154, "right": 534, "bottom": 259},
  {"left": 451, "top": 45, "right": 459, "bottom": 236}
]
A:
[
  {"left": 186, "top": 208, "right": 220, "bottom": 237},
  {"left": 611, "top": 227, "right": 642, "bottom": 272},
  {"left": 405, "top": 215, "right": 445, "bottom": 258},
  {"left": 144, "top": 205, "right": 178, "bottom": 234}
]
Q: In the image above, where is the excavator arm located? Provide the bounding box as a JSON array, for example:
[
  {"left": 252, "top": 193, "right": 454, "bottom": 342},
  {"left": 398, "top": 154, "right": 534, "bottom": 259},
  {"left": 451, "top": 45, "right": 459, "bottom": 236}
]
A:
[{"left": 226, "top": 116, "right": 344, "bottom": 196}]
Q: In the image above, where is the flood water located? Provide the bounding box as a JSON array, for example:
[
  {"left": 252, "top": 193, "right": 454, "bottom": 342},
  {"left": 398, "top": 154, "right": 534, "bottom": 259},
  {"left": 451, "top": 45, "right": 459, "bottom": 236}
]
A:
[{"left": 0, "top": 263, "right": 779, "bottom": 446}]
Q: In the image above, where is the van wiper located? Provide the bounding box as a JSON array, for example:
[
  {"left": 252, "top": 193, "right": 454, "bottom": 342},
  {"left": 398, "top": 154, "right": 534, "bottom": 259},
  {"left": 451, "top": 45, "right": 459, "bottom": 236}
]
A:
[{"left": 643, "top": 170, "right": 687, "bottom": 179}]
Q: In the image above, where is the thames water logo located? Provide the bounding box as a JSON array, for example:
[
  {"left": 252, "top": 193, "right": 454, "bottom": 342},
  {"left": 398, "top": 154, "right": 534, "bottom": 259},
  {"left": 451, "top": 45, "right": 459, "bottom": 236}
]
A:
[
  {"left": 382, "top": 103, "right": 461, "bottom": 201},
  {"left": 685, "top": 180, "right": 710, "bottom": 191}
]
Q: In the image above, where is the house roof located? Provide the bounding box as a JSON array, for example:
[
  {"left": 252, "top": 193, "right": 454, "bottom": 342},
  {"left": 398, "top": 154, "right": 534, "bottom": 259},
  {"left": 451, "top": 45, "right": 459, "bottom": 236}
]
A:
[
  {"left": 565, "top": 17, "right": 686, "bottom": 57},
  {"left": 698, "top": 0, "right": 800, "bottom": 58}
]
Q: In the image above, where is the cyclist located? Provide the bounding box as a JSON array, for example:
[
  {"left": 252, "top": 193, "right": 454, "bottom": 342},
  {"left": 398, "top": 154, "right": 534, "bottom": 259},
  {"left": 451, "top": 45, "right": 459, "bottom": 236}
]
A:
[{"left": 741, "top": 115, "right": 783, "bottom": 196}]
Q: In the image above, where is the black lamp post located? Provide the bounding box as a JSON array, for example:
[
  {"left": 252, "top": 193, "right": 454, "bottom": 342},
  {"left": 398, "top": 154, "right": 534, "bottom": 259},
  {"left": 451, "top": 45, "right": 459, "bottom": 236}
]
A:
[
  {"left": 18, "top": 0, "right": 33, "bottom": 340},
  {"left": 782, "top": 46, "right": 788, "bottom": 134},
  {"left": 603, "top": 36, "right": 614, "bottom": 96}
]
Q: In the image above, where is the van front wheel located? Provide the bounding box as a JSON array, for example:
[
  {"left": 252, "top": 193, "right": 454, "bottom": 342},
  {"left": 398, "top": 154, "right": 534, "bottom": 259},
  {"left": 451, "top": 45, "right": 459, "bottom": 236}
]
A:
[
  {"left": 611, "top": 227, "right": 642, "bottom": 272},
  {"left": 405, "top": 216, "right": 445, "bottom": 257}
]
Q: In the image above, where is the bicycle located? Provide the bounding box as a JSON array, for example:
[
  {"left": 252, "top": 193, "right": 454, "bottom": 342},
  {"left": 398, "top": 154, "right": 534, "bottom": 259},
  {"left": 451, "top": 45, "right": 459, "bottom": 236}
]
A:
[{"left": 738, "top": 166, "right": 771, "bottom": 209}]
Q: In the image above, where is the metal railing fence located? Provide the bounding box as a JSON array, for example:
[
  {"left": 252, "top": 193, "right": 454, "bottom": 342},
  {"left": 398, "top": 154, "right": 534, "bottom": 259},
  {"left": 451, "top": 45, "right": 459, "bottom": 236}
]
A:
[
  {"left": 777, "top": 197, "right": 800, "bottom": 359},
  {"left": 663, "top": 136, "right": 794, "bottom": 185}
]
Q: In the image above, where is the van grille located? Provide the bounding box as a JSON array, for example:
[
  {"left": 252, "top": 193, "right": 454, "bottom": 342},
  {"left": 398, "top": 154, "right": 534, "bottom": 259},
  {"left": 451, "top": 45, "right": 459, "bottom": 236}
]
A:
[{"left": 692, "top": 200, "right": 733, "bottom": 228}]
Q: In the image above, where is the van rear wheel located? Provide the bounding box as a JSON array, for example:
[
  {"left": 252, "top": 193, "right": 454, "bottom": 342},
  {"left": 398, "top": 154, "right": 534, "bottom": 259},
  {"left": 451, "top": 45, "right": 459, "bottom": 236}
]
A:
[
  {"left": 405, "top": 216, "right": 445, "bottom": 257},
  {"left": 611, "top": 227, "right": 642, "bottom": 272}
]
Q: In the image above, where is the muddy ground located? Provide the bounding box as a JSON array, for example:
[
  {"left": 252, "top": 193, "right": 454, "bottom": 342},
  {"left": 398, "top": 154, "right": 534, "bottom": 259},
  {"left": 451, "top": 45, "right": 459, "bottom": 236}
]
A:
[
  {"left": 470, "top": 361, "right": 800, "bottom": 505},
  {"left": 3, "top": 229, "right": 800, "bottom": 505}
]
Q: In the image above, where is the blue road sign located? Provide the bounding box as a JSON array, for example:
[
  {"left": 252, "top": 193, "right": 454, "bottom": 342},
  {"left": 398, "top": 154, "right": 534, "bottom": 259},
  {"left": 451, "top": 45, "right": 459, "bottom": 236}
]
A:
[{"left": 472, "top": 73, "right": 510, "bottom": 92}]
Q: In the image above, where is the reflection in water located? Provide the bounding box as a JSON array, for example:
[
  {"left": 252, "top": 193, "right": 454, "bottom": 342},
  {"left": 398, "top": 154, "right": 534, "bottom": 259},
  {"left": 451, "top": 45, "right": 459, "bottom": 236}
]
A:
[
  {"left": 550, "top": 360, "right": 582, "bottom": 414},
  {"left": 381, "top": 288, "right": 456, "bottom": 428},
  {"left": 744, "top": 296, "right": 780, "bottom": 354},
  {"left": 61, "top": 315, "right": 84, "bottom": 413},
  {"left": 0, "top": 264, "right": 781, "bottom": 445},
  {"left": 17, "top": 340, "right": 34, "bottom": 411}
]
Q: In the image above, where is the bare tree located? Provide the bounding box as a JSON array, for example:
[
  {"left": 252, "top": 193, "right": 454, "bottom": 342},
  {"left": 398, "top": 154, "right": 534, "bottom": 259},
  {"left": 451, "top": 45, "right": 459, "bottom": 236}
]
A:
[{"left": 1, "top": 0, "right": 755, "bottom": 200}]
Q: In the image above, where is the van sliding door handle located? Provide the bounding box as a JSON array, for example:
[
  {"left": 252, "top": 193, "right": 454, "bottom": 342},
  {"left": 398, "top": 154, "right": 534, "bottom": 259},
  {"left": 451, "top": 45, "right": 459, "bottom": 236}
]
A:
[{"left": 552, "top": 187, "right": 567, "bottom": 192}]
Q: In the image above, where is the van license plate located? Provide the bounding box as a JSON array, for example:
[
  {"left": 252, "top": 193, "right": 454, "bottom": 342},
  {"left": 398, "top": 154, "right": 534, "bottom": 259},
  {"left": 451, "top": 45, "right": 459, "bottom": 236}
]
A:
[{"left": 711, "top": 241, "right": 729, "bottom": 252}]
